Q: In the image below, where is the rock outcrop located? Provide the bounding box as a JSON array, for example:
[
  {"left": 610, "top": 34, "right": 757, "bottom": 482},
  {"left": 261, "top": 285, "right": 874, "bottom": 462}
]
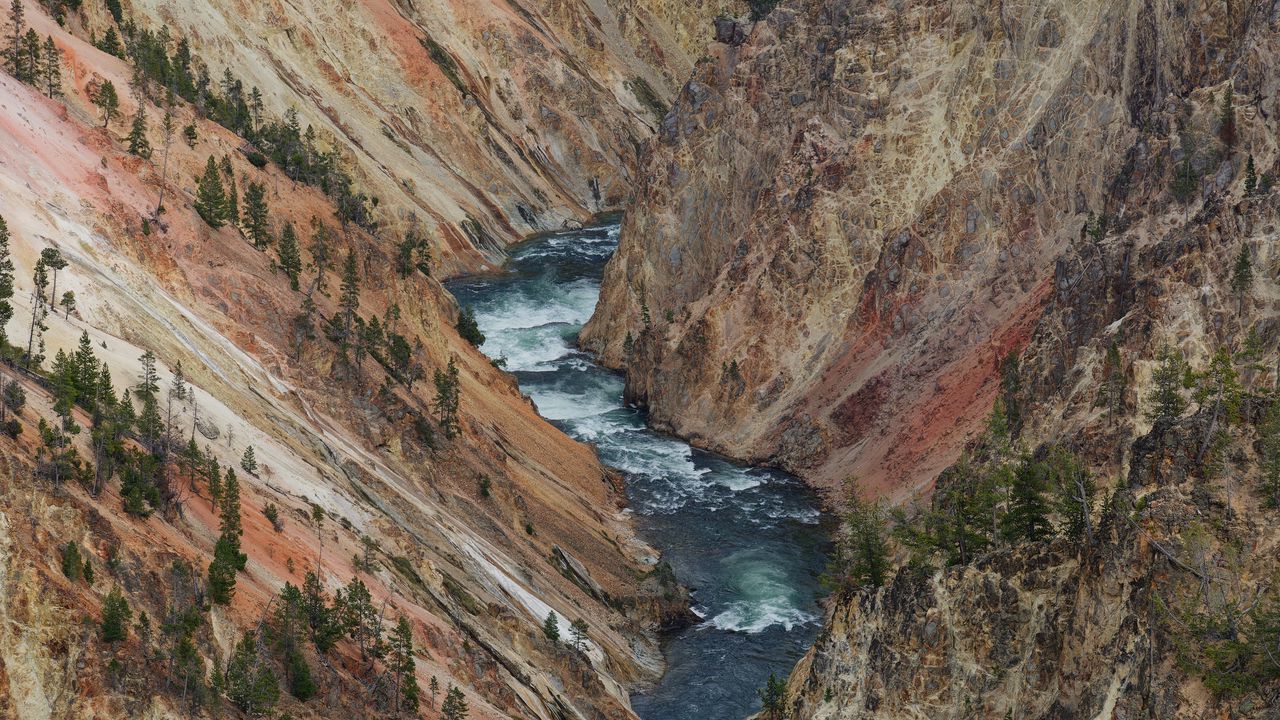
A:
[{"left": 581, "top": 0, "right": 1280, "bottom": 497}]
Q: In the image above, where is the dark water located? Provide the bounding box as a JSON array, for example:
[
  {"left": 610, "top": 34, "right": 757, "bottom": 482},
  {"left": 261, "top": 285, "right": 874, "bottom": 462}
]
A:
[{"left": 446, "top": 224, "right": 829, "bottom": 720}]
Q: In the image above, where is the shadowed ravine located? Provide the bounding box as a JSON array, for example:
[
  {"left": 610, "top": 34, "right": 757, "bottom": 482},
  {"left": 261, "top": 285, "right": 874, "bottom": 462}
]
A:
[{"left": 446, "top": 223, "right": 830, "bottom": 719}]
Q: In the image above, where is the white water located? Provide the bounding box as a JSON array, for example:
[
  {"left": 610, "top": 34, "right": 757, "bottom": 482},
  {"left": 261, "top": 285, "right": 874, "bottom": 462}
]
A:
[{"left": 446, "top": 223, "right": 828, "bottom": 719}]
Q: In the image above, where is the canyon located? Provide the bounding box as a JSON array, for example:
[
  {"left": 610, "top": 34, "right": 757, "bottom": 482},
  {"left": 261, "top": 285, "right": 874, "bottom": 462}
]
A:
[{"left": 5, "top": 0, "right": 1280, "bottom": 717}]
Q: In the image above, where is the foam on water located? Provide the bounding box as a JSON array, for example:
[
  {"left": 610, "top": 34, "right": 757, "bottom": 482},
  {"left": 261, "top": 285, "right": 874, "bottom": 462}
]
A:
[{"left": 445, "top": 224, "right": 828, "bottom": 720}]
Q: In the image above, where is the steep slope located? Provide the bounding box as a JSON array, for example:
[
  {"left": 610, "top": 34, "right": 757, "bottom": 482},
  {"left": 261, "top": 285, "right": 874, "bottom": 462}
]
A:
[
  {"left": 0, "top": 3, "right": 702, "bottom": 718},
  {"left": 574, "top": 0, "right": 1280, "bottom": 716},
  {"left": 581, "top": 0, "right": 1279, "bottom": 497},
  {"left": 71, "top": 0, "right": 732, "bottom": 274}
]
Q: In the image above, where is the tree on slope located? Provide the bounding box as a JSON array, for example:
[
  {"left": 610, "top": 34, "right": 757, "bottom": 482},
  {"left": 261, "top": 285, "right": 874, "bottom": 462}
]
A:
[
  {"left": 194, "top": 156, "right": 229, "bottom": 228},
  {"left": 92, "top": 80, "right": 120, "bottom": 128}
]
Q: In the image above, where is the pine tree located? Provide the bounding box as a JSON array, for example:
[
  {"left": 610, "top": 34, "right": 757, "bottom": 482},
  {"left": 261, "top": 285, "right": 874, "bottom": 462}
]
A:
[
  {"left": 96, "top": 26, "right": 124, "bottom": 58},
  {"left": 194, "top": 156, "right": 229, "bottom": 228},
  {"left": 1048, "top": 448, "right": 1096, "bottom": 545},
  {"left": 1244, "top": 155, "right": 1258, "bottom": 196},
  {"left": 126, "top": 104, "right": 151, "bottom": 158},
  {"left": 757, "top": 674, "right": 787, "bottom": 720},
  {"left": 569, "top": 618, "right": 589, "bottom": 652},
  {"left": 224, "top": 631, "right": 280, "bottom": 716},
  {"left": 338, "top": 576, "right": 382, "bottom": 659},
  {"left": 92, "top": 79, "right": 120, "bottom": 128},
  {"left": 433, "top": 357, "right": 461, "bottom": 439},
  {"left": 389, "top": 616, "right": 421, "bottom": 714},
  {"left": 1260, "top": 400, "right": 1280, "bottom": 508},
  {"left": 0, "top": 216, "right": 14, "bottom": 350},
  {"left": 440, "top": 685, "right": 469, "bottom": 720},
  {"left": 1145, "top": 346, "right": 1188, "bottom": 424},
  {"left": 242, "top": 181, "right": 270, "bottom": 248},
  {"left": 338, "top": 249, "right": 360, "bottom": 341},
  {"left": 1001, "top": 455, "right": 1052, "bottom": 542},
  {"left": 308, "top": 219, "right": 333, "bottom": 292},
  {"left": 240, "top": 446, "right": 257, "bottom": 475},
  {"left": 208, "top": 468, "right": 246, "bottom": 604},
  {"left": 1219, "top": 84, "right": 1237, "bottom": 147},
  {"left": 456, "top": 306, "right": 484, "bottom": 346},
  {"left": 828, "top": 484, "right": 890, "bottom": 592},
  {"left": 17, "top": 26, "right": 36, "bottom": 83},
  {"left": 1230, "top": 244, "right": 1253, "bottom": 310},
  {"left": 301, "top": 570, "right": 342, "bottom": 653},
  {"left": 155, "top": 101, "right": 176, "bottom": 216},
  {"left": 61, "top": 541, "right": 83, "bottom": 580},
  {"left": 277, "top": 223, "right": 302, "bottom": 291},
  {"left": 1095, "top": 342, "right": 1127, "bottom": 426},
  {"left": 542, "top": 611, "right": 560, "bottom": 643},
  {"left": 4, "top": 0, "right": 24, "bottom": 79},
  {"left": 100, "top": 584, "right": 131, "bottom": 642},
  {"left": 225, "top": 166, "right": 240, "bottom": 229},
  {"left": 182, "top": 123, "right": 197, "bottom": 148},
  {"left": 40, "top": 35, "right": 60, "bottom": 97}
]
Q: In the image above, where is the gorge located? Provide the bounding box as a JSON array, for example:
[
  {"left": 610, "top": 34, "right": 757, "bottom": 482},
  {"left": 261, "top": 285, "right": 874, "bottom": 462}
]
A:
[{"left": 4, "top": 0, "right": 1280, "bottom": 718}]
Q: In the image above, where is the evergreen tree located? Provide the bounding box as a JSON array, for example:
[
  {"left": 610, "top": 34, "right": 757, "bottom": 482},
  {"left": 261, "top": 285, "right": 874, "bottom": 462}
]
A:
[
  {"left": 4, "top": 0, "right": 24, "bottom": 79},
  {"left": 1260, "top": 400, "right": 1280, "bottom": 508},
  {"left": 208, "top": 468, "right": 246, "bottom": 604},
  {"left": 1001, "top": 455, "right": 1052, "bottom": 542},
  {"left": 827, "top": 484, "right": 890, "bottom": 593},
  {"left": 92, "top": 79, "right": 120, "bottom": 127},
  {"left": 96, "top": 26, "right": 124, "bottom": 58},
  {"left": 16, "top": 26, "right": 36, "bottom": 83},
  {"left": 155, "top": 99, "right": 176, "bottom": 217},
  {"left": 757, "top": 674, "right": 787, "bottom": 720},
  {"left": 1171, "top": 154, "right": 1199, "bottom": 210},
  {"left": 440, "top": 685, "right": 469, "bottom": 720},
  {"left": 389, "top": 616, "right": 421, "bottom": 714},
  {"left": 338, "top": 576, "right": 382, "bottom": 659},
  {"left": 224, "top": 631, "right": 280, "bottom": 716},
  {"left": 1192, "top": 346, "right": 1244, "bottom": 469},
  {"left": 542, "top": 611, "right": 560, "bottom": 643},
  {"left": 100, "top": 584, "right": 131, "bottom": 642},
  {"left": 301, "top": 570, "right": 342, "bottom": 653},
  {"left": 1230, "top": 244, "right": 1253, "bottom": 310},
  {"left": 1218, "top": 84, "right": 1237, "bottom": 146},
  {"left": 277, "top": 223, "right": 302, "bottom": 290},
  {"left": 40, "top": 35, "right": 60, "bottom": 97},
  {"left": 242, "top": 181, "right": 270, "bottom": 248},
  {"left": 1097, "top": 342, "right": 1126, "bottom": 425},
  {"left": 433, "top": 357, "right": 461, "bottom": 439},
  {"left": 240, "top": 445, "right": 257, "bottom": 475},
  {"left": 182, "top": 123, "right": 197, "bottom": 148},
  {"left": 61, "top": 541, "right": 83, "bottom": 580},
  {"left": 224, "top": 164, "right": 240, "bottom": 228},
  {"left": 105, "top": 0, "right": 122, "bottom": 23},
  {"left": 338, "top": 249, "right": 360, "bottom": 342},
  {"left": 126, "top": 104, "right": 151, "bottom": 158},
  {"left": 0, "top": 216, "right": 14, "bottom": 349},
  {"left": 1048, "top": 448, "right": 1096, "bottom": 545},
  {"left": 194, "top": 156, "right": 229, "bottom": 228},
  {"left": 1145, "top": 346, "right": 1188, "bottom": 424},
  {"left": 1245, "top": 155, "right": 1258, "bottom": 196},
  {"left": 455, "top": 306, "right": 484, "bottom": 347},
  {"left": 308, "top": 220, "right": 333, "bottom": 292},
  {"left": 569, "top": 618, "right": 589, "bottom": 653}
]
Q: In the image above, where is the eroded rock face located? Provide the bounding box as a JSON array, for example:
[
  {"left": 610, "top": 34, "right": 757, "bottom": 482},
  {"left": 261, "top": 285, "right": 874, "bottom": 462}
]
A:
[
  {"left": 785, "top": 413, "right": 1280, "bottom": 719},
  {"left": 581, "top": 0, "right": 1280, "bottom": 495},
  {"left": 111, "top": 0, "right": 729, "bottom": 274}
]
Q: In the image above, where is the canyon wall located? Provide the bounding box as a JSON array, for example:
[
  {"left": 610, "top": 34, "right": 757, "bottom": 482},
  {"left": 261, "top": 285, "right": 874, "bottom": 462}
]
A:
[
  {"left": 582, "top": 0, "right": 1280, "bottom": 715},
  {"left": 581, "top": 0, "right": 1279, "bottom": 496},
  {"left": 0, "top": 0, "right": 732, "bottom": 717},
  {"left": 77, "top": 0, "right": 731, "bottom": 274}
]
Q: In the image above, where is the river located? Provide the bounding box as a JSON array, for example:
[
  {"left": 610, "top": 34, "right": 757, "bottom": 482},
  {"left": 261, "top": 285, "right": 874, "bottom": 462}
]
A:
[{"left": 445, "top": 222, "right": 829, "bottom": 720}]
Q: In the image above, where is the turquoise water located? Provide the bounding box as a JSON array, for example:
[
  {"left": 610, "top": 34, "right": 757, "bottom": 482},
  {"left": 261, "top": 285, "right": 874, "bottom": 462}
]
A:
[{"left": 446, "top": 224, "right": 828, "bottom": 720}]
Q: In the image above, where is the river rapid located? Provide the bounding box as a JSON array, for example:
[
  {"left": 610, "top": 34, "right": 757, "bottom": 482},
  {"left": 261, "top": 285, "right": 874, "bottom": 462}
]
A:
[{"left": 445, "top": 223, "right": 829, "bottom": 720}]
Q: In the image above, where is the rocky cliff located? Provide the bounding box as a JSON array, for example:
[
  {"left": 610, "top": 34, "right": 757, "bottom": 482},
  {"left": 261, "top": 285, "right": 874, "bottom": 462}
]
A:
[
  {"left": 0, "top": 0, "right": 728, "bottom": 717},
  {"left": 79, "top": 0, "right": 731, "bottom": 274},
  {"left": 581, "top": 0, "right": 1280, "bottom": 495}
]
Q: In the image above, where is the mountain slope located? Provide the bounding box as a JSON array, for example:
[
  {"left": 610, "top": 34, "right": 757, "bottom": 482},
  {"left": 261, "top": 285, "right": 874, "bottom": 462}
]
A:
[{"left": 0, "top": 1, "right": 722, "bottom": 717}]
